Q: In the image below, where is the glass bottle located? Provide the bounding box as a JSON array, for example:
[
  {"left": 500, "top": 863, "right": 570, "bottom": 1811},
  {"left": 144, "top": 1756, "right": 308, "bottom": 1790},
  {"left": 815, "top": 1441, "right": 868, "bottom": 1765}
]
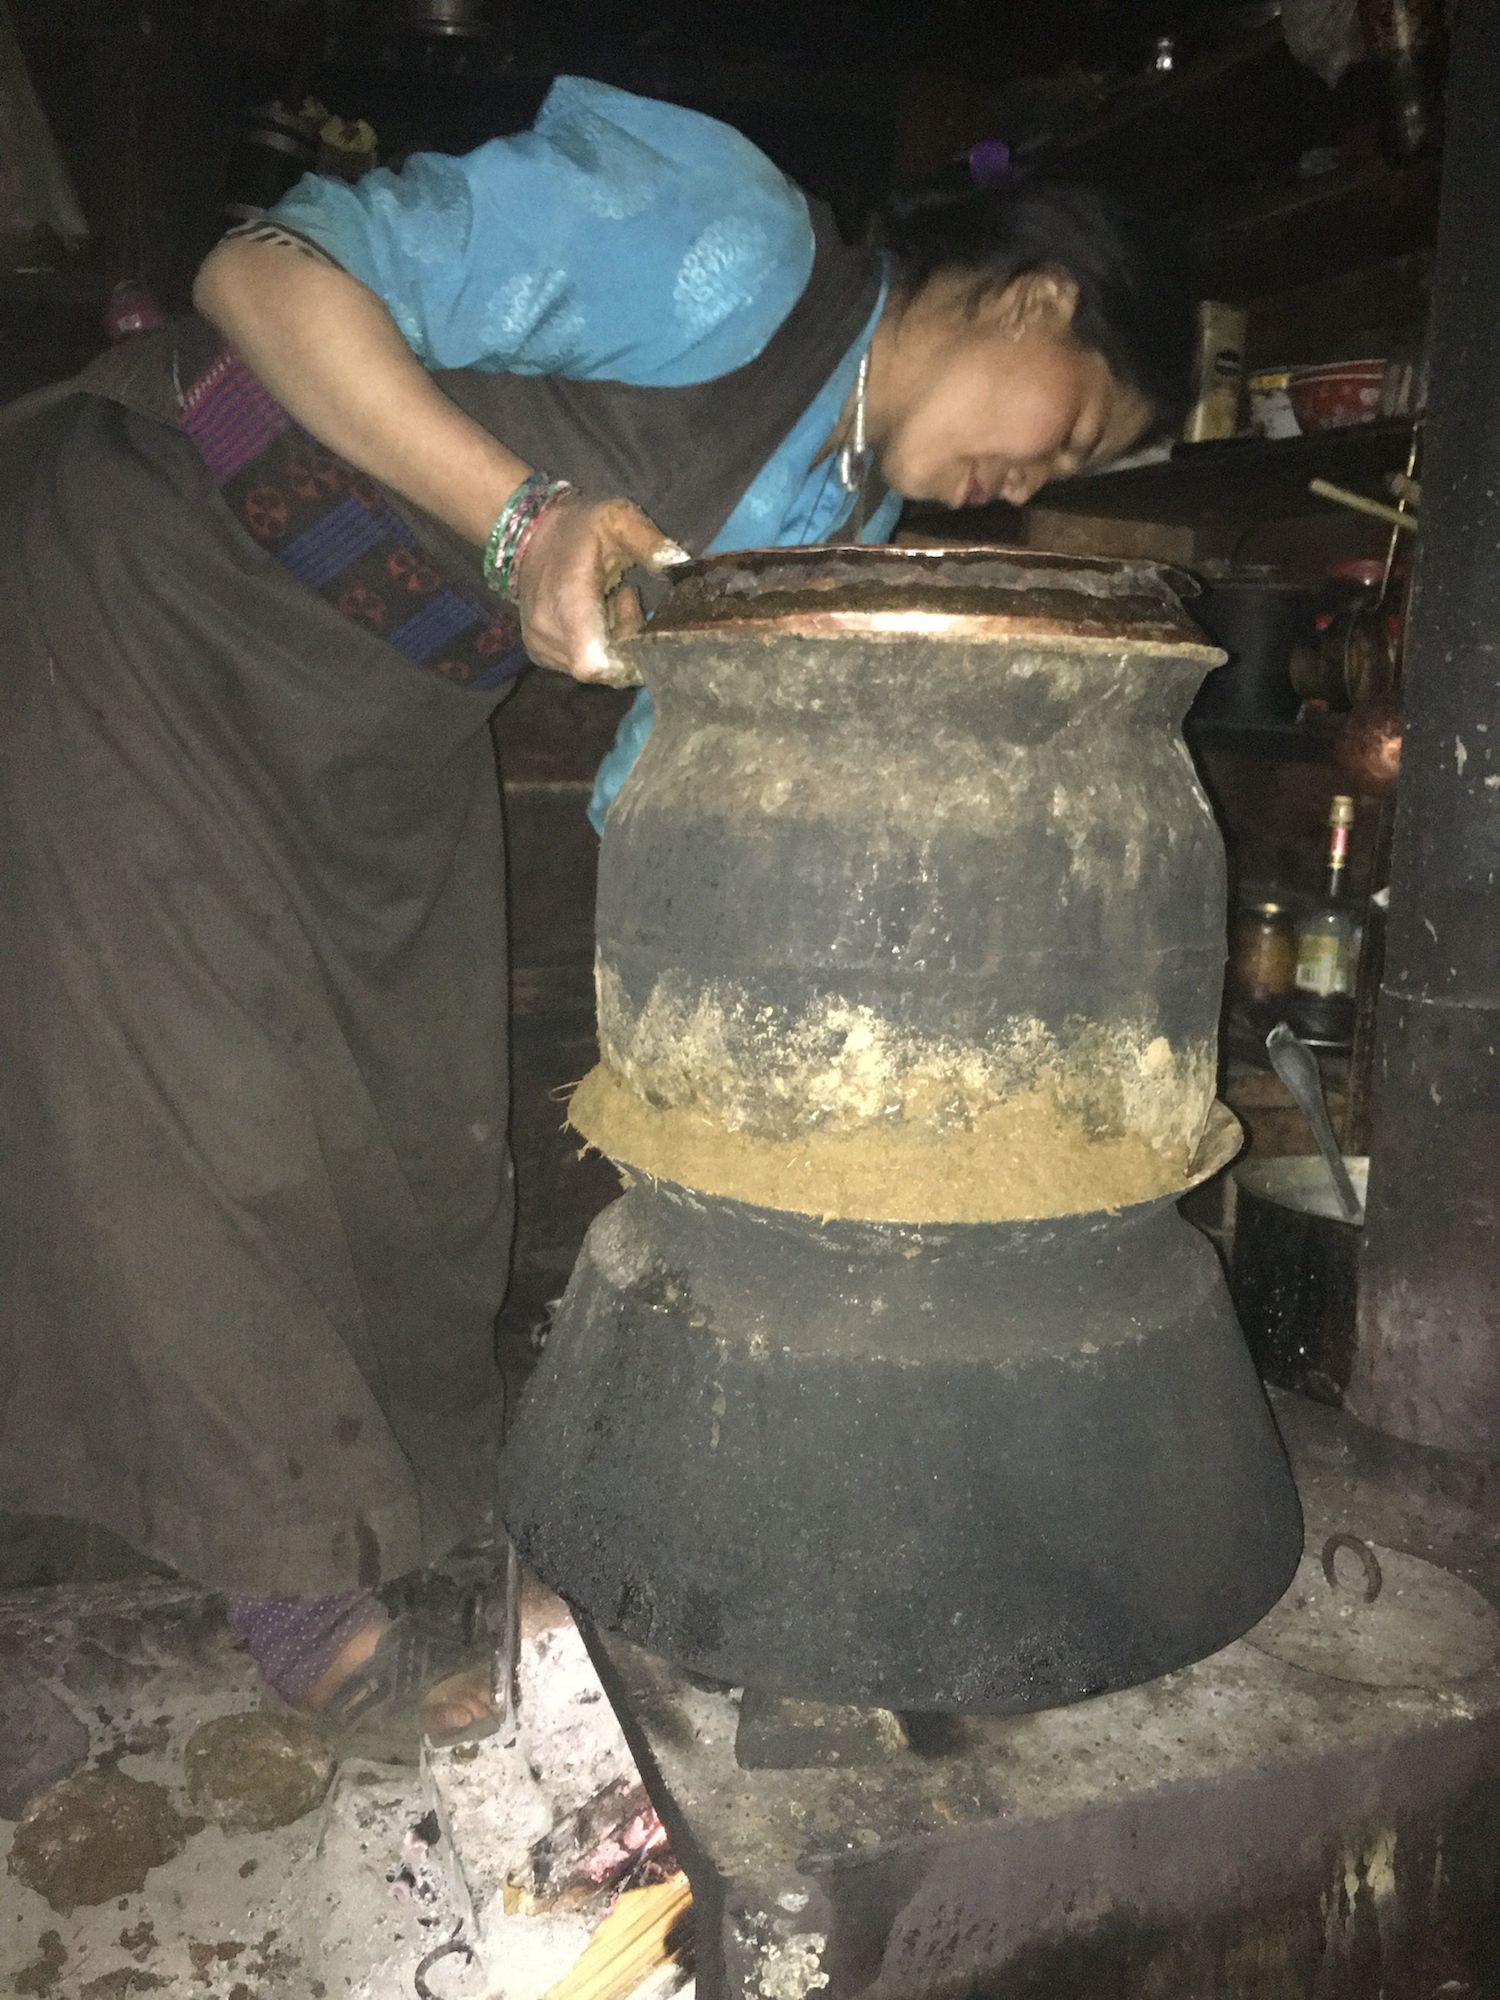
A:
[
  {"left": 1355, "top": 0, "right": 1447, "bottom": 164},
  {"left": 1293, "top": 796, "right": 1358, "bottom": 1042}
]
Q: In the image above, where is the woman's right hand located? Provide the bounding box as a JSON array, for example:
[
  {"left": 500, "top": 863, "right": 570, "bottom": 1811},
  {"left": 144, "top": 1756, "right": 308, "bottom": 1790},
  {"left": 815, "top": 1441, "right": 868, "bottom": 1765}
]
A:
[{"left": 511, "top": 495, "right": 689, "bottom": 686}]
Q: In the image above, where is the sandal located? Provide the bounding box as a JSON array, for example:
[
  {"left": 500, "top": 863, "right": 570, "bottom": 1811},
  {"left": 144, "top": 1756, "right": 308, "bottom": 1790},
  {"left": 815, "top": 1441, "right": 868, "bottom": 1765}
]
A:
[{"left": 314, "top": 1612, "right": 504, "bottom": 1765}]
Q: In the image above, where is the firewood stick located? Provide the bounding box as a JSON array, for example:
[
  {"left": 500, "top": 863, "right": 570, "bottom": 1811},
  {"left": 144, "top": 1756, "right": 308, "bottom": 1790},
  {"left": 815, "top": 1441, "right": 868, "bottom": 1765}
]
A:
[
  {"left": 551, "top": 1884, "right": 688, "bottom": 2000},
  {"left": 544, "top": 1874, "right": 693, "bottom": 2000},
  {"left": 1308, "top": 478, "right": 1418, "bottom": 532}
]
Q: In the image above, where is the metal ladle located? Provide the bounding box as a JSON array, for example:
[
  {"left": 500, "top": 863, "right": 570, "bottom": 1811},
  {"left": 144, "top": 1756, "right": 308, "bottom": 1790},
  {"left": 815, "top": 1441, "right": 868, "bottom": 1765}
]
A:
[{"left": 1265, "top": 1022, "right": 1365, "bottom": 1224}]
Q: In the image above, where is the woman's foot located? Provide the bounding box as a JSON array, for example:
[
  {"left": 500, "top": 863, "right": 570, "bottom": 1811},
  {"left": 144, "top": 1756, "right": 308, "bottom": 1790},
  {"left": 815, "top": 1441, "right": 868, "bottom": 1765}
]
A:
[{"left": 300, "top": 1616, "right": 498, "bottom": 1740}]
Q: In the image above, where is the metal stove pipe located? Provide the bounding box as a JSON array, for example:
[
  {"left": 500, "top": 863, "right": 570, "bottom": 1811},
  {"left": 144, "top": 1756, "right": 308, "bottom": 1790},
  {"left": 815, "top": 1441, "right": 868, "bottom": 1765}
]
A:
[{"left": 1347, "top": 0, "right": 1500, "bottom": 1452}]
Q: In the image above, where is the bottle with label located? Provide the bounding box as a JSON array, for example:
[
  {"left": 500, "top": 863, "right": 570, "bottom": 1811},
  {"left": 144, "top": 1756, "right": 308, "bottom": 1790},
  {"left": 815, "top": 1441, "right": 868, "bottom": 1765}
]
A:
[
  {"left": 1292, "top": 795, "right": 1357, "bottom": 1044},
  {"left": 1183, "top": 301, "right": 1248, "bottom": 443},
  {"left": 1355, "top": 0, "right": 1447, "bottom": 164}
]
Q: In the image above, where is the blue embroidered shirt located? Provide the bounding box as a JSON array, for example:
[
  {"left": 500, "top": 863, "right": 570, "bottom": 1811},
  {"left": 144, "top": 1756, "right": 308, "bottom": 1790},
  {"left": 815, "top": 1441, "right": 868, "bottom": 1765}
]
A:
[{"left": 268, "top": 75, "right": 900, "bottom": 823}]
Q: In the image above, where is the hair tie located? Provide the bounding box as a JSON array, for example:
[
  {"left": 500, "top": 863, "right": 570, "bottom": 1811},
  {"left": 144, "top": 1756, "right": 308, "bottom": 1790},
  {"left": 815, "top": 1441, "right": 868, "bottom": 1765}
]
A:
[{"left": 967, "top": 139, "right": 1016, "bottom": 190}]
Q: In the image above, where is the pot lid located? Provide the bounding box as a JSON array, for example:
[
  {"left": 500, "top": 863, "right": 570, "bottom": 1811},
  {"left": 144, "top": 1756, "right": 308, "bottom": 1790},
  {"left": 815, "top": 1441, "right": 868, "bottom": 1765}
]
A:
[{"left": 648, "top": 545, "right": 1221, "bottom": 654}]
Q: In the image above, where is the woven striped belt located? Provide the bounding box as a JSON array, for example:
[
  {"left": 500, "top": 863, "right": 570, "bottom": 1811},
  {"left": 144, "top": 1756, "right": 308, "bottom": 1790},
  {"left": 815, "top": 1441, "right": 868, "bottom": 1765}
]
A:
[{"left": 179, "top": 347, "right": 527, "bottom": 692}]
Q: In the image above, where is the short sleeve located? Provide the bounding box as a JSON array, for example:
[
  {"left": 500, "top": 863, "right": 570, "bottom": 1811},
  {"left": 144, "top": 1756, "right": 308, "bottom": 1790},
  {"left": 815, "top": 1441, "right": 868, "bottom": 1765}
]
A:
[{"left": 266, "top": 76, "right": 815, "bottom": 386}]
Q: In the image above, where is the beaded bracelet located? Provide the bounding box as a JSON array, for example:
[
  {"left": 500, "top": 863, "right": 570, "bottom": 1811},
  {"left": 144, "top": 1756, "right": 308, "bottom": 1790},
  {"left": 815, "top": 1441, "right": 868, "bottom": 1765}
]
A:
[{"left": 482, "top": 473, "right": 574, "bottom": 600}]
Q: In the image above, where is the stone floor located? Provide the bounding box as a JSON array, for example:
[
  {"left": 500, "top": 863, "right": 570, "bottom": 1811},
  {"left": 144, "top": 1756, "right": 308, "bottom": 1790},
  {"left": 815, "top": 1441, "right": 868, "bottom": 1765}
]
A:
[{"left": 0, "top": 1560, "right": 683, "bottom": 2000}]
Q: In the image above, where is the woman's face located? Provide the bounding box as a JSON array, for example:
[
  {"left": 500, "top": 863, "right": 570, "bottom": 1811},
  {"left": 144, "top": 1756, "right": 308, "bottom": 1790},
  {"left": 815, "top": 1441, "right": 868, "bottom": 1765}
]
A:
[{"left": 870, "top": 270, "right": 1155, "bottom": 511}]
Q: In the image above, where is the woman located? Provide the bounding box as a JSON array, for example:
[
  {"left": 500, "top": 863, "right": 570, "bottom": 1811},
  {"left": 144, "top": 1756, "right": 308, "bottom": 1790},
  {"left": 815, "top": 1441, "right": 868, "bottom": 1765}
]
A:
[{"left": 0, "top": 77, "right": 1193, "bottom": 1757}]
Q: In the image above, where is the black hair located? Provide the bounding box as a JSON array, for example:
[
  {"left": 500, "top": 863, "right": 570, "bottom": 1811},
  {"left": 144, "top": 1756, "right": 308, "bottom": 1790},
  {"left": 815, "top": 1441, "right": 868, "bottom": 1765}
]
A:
[{"left": 879, "top": 172, "right": 1199, "bottom": 437}]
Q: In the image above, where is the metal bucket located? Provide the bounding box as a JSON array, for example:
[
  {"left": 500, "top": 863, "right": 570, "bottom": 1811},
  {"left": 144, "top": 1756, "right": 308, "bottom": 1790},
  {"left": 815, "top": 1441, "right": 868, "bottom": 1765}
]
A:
[{"left": 1231, "top": 1154, "right": 1369, "bottom": 1407}]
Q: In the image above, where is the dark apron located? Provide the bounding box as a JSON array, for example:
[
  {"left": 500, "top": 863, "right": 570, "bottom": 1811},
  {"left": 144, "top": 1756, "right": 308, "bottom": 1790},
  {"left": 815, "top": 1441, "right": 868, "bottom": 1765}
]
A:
[{"left": 0, "top": 214, "right": 880, "bottom": 1593}]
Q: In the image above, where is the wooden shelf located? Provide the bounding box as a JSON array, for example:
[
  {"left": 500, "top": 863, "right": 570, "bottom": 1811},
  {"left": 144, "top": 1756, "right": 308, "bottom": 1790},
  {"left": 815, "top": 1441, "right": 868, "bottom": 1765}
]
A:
[
  {"left": 1016, "top": 24, "right": 1285, "bottom": 174},
  {"left": 1192, "top": 156, "right": 1442, "bottom": 301},
  {"left": 1029, "top": 418, "right": 1417, "bottom": 525},
  {"left": 0, "top": 261, "right": 108, "bottom": 309},
  {"left": 908, "top": 425, "right": 1419, "bottom": 539},
  {"left": 1243, "top": 248, "right": 1434, "bottom": 372}
]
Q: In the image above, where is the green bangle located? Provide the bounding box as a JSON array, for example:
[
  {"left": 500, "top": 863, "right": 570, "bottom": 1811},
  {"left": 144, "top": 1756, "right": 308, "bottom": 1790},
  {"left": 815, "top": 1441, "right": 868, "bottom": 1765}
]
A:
[
  {"left": 483, "top": 473, "right": 574, "bottom": 601},
  {"left": 482, "top": 508, "right": 511, "bottom": 584}
]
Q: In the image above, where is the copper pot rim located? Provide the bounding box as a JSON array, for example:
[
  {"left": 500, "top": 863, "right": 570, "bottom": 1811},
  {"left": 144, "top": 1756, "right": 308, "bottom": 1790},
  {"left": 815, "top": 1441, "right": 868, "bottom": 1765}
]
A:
[
  {"left": 637, "top": 608, "right": 1223, "bottom": 654},
  {"left": 648, "top": 544, "right": 1219, "bottom": 654}
]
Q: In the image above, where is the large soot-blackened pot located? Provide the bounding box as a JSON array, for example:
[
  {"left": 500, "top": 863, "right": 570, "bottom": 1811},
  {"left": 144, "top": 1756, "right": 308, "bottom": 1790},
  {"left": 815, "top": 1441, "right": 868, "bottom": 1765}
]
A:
[{"left": 503, "top": 547, "right": 1302, "bottom": 1713}]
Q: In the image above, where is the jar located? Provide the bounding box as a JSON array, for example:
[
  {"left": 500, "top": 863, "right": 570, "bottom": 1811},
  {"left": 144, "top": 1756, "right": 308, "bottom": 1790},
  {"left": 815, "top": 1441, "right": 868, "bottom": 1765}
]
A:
[{"left": 1233, "top": 900, "right": 1297, "bottom": 1005}]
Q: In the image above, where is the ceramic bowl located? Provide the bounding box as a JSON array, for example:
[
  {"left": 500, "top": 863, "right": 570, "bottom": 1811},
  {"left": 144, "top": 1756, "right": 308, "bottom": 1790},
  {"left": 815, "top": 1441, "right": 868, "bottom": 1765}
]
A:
[{"left": 1288, "top": 359, "right": 1388, "bottom": 432}]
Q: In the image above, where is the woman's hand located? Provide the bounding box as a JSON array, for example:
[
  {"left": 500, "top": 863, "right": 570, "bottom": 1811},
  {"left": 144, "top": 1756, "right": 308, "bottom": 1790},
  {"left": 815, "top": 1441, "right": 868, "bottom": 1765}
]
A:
[{"left": 512, "top": 496, "right": 688, "bottom": 685}]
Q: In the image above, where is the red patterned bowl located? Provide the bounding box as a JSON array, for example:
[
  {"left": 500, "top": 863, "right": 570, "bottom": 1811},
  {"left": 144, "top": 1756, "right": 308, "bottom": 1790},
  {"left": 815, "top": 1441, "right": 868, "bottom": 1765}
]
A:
[{"left": 1288, "top": 360, "right": 1388, "bottom": 432}]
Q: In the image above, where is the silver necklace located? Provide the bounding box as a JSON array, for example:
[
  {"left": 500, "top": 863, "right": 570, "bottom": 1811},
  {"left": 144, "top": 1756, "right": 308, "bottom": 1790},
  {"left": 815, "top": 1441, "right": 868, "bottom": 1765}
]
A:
[{"left": 837, "top": 351, "right": 870, "bottom": 493}]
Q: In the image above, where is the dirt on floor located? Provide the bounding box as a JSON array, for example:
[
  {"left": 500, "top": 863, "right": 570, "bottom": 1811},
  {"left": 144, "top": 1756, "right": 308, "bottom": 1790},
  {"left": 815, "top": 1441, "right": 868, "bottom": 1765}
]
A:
[{"left": 0, "top": 1563, "right": 675, "bottom": 2000}]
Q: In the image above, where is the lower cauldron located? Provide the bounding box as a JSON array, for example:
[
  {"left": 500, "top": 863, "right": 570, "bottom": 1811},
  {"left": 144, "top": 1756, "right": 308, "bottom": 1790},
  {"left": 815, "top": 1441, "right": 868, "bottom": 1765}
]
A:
[{"left": 502, "top": 1154, "right": 1302, "bottom": 1713}]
